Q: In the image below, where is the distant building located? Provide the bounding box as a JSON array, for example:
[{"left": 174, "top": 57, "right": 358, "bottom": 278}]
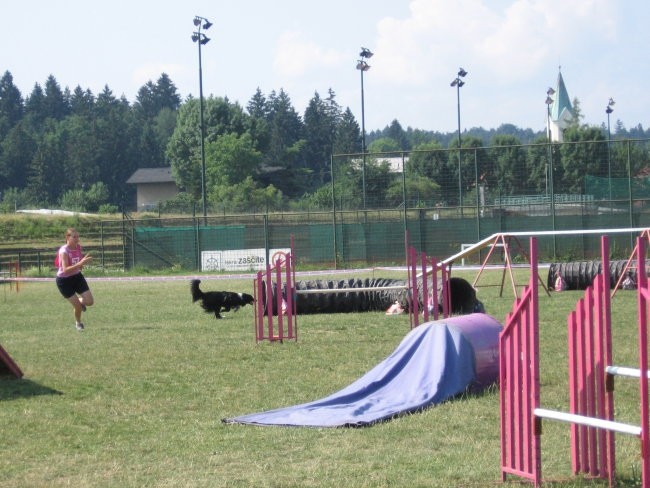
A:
[
  {"left": 547, "top": 69, "right": 574, "bottom": 142},
  {"left": 126, "top": 167, "right": 179, "bottom": 211},
  {"left": 352, "top": 156, "right": 408, "bottom": 173}
]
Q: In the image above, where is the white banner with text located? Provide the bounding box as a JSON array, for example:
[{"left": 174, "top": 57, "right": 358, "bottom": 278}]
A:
[{"left": 201, "top": 248, "right": 291, "bottom": 272}]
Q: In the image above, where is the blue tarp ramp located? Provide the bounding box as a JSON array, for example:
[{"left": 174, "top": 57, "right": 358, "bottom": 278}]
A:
[{"left": 222, "top": 314, "right": 501, "bottom": 427}]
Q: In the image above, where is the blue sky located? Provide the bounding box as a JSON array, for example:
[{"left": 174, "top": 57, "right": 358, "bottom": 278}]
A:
[{"left": 1, "top": 0, "right": 647, "bottom": 134}]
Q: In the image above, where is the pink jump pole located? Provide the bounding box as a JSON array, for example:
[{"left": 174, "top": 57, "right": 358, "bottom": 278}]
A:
[
  {"left": 500, "top": 237, "right": 540, "bottom": 486},
  {"left": 636, "top": 237, "right": 650, "bottom": 486}
]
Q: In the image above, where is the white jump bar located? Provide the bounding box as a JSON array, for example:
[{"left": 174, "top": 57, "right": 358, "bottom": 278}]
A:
[
  {"left": 606, "top": 365, "right": 650, "bottom": 379},
  {"left": 534, "top": 408, "right": 642, "bottom": 436}
]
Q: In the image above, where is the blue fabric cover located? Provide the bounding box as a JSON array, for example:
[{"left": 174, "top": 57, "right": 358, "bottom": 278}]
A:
[{"left": 223, "top": 321, "right": 477, "bottom": 427}]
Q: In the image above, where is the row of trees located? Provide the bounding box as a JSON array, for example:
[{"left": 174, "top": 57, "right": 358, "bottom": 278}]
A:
[
  {"left": 0, "top": 69, "right": 649, "bottom": 214},
  {"left": 0, "top": 71, "right": 181, "bottom": 212}
]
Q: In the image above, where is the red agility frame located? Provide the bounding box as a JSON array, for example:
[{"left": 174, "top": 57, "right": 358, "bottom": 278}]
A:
[{"left": 0, "top": 343, "right": 23, "bottom": 378}]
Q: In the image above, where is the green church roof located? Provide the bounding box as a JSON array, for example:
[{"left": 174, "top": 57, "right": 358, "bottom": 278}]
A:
[{"left": 551, "top": 70, "right": 573, "bottom": 122}]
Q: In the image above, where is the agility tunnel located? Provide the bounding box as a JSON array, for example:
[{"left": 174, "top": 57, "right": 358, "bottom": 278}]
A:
[
  {"left": 548, "top": 259, "right": 650, "bottom": 290},
  {"left": 223, "top": 313, "right": 501, "bottom": 427},
  {"left": 261, "top": 277, "right": 481, "bottom": 315},
  {"left": 261, "top": 278, "right": 406, "bottom": 314}
]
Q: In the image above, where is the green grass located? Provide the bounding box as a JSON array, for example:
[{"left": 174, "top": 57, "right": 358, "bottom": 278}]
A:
[{"left": 0, "top": 270, "right": 644, "bottom": 487}]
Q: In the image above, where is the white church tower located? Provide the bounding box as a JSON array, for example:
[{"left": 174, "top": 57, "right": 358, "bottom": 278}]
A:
[{"left": 546, "top": 69, "right": 573, "bottom": 142}]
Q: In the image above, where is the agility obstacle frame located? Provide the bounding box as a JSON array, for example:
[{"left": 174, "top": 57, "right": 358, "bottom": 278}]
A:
[
  {"left": 253, "top": 237, "right": 451, "bottom": 340},
  {"left": 254, "top": 245, "right": 297, "bottom": 343},
  {"left": 1, "top": 260, "right": 21, "bottom": 293},
  {"left": 612, "top": 228, "right": 650, "bottom": 298},
  {"left": 0, "top": 343, "right": 23, "bottom": 378},
  {"left": 500, "top": 235, "right": 650, "bottom": 487},
  {"left": 407, "top": 246, "right": 452, "bottom": 328},
  {"left": 447, "top": 228, "right": 650, "bottom": 300}
]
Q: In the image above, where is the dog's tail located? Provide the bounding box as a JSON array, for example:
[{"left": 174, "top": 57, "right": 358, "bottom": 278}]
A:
[{"left": 190, "top": 279, "right": 203, "bottom": 302}]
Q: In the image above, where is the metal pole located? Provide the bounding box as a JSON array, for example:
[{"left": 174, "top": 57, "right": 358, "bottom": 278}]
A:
[
  {"left": 546, "top": 106, "right": 551, "bottom": 197},
  {"left": 401, "top": 152, "right": 407, "bottom": 237},
  {"left": 356, "top": 48, "right": 373, "bottom": 212},
  {"left": 546, "top": 100, "right": 557, "bottom": 257},
  {"left": 198, "top": 40, "right": 207, "bottom": 218},
  {"left": 475, "top": 149, "right": 480, "bottom": 243},
  {"left": 550, "top": 146, "right": 556, "bottom": 256},
  {"left": 456, "top": 82, "right": 462, "bottom": 215},
  {"left": 194, "top": 216, "right": 200, "bottom": 270},
  {"left": 360, "top": 68, "right": 367, "bottom": 210},
  {"left": 330, "top": 155, "right": 338, "bottom": 269},
  {"left": 607, "top": 110, "right": 612, "bottom": 205},
  {"left": 606, "top": 99, "right": 615, "bottom": 208},
  {"left": 193, "top": 16, "right": 211, "bottom": 219},
  {"left": 627, "top": 140, "right": 633, "bottom": 235}
]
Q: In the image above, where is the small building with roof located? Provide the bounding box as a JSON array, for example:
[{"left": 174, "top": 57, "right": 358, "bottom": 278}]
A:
[{"left": 126, "top": 167, "right": 179, "bottom": 211}]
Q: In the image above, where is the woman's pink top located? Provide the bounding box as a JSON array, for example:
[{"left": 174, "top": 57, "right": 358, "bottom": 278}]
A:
[{"left": 56, "top": 245, "right": 84, "bottom": 278}]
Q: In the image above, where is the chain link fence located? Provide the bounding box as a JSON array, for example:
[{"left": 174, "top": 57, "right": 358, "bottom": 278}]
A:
[
  {"left": 2, "top": 140, "right": 650, "bottom": 272},
  {"left": 330, "top": 139, "right": 650, "bottom": 212}
]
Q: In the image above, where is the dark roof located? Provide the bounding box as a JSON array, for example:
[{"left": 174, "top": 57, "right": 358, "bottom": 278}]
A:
[{"left": 126, "top": 167, "right": 174, "bottom": 184}]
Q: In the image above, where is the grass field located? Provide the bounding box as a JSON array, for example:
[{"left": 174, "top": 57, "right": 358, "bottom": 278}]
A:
[{"left": 0, "top": 268, "right": 645, "bottom": 487}]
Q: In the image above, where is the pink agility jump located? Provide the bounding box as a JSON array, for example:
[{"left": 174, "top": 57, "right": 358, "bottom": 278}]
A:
[{"left": 500, "top": 235, "right": 650, "bottom": 487}]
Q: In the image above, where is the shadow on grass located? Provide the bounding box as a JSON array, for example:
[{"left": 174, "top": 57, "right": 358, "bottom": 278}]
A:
[{"left": 0, "top": 377, "right": 63, "bottom": 401}]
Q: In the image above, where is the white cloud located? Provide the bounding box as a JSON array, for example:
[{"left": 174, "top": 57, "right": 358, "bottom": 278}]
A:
[
  {"left": 478, "top": 0, "right": 619, "bottom": 81},
  {"left": 371, "top": 0, "right": 618, "bottom": 88},
  {"left": 273, "top": 31, "right": 344, "bottom": 77},
  {"left": 372, "top": 1, "right": 462, "bottom": 85}
]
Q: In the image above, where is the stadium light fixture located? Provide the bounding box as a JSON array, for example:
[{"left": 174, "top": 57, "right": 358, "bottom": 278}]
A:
[
  {"left": 606, "top": 98, "right": 615, "bottom": 205},
  {"left": 356, "top": 47, "right": 373, "bottom": 209},
  {"left": 192, "top": 15, "right": 212, "bottom": 218},
  {"left": 451, "top": 68, "right": 467, "bottom": 214},
  {"left": 545, "top": 87, "right": 555, "bottom": 197}
]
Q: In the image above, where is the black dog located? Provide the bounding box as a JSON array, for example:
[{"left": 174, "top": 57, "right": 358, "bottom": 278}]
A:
[
  {"left": 438, "top": 277, "right": 484, "bottom": 315},
  {"left": 191, "top": 279, "right": 254, "bottom": 319}
]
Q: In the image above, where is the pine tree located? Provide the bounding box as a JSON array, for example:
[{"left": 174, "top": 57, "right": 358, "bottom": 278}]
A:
[
  {"left": 43, "top": 75, "right": 69, "bottom": 120},
  {"left": 69, "top": 86, "right": 95, "bottom": 117},
  {"left": 0, "top": 71, "right": 24, "bottom": 134},
  {"left": 304, "top": 91, "right": 339, "bottom": 186}
]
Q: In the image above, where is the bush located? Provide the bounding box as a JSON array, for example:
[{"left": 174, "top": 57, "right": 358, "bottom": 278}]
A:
[
  {"left": 98, "top": 203, "right": 119, "bottom": 214},
  {"left": 58, "top": 182, "right": 110, "bottom": 212}
]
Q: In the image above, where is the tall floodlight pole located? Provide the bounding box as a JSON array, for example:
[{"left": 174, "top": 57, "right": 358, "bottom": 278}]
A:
[
  {"left": 606, "top": 97, "right": 615, "bottom": 205},
  {"left": 192, "top": 15, "right": 212, "bottom": 218},
  {"left": 546, "top": 87, "right": 557, "bottom": 257},
  {"left": 450, "top": 68, "right": 467, "bottom": 215},
  {"left": 545, "top": 87, "right": 555, "bottom": 198},
  {"left": 356, "top": 48, "right": 373, "bottom": 209}
]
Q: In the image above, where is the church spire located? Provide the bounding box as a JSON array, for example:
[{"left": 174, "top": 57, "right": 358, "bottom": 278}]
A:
[{"left": 547, "top": 68, "right": 573, "bottom": 142}]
